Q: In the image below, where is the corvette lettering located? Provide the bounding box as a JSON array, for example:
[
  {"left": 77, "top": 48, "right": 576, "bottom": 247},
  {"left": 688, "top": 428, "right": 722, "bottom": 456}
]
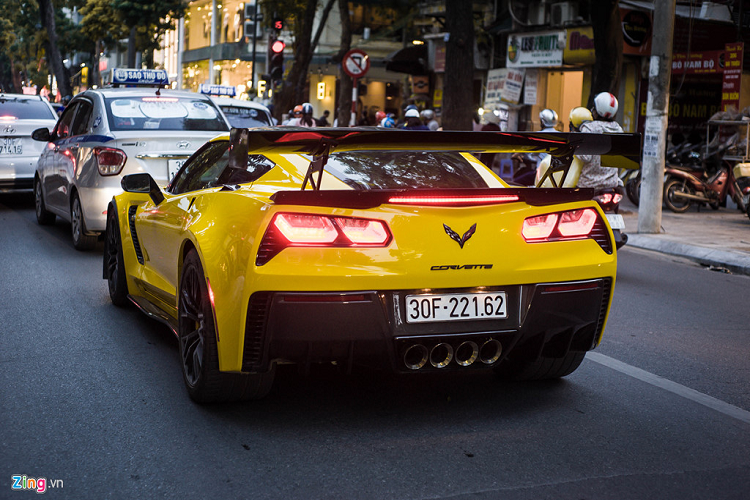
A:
[{"left": 431, "top": 264, "right": 493, "bottom": 270}]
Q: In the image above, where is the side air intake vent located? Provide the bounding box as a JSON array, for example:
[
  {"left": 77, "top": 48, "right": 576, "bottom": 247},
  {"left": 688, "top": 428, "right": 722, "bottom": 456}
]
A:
[
  {"left": 128, "top": 205, "right": 144, "bottom": 264},
  {"left": 243, "top": 292, "right": 272, "bottom": 371}
]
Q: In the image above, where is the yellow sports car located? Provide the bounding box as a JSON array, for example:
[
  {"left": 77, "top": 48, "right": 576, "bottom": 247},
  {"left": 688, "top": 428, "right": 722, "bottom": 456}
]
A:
[{"left": 103, "top": 128, "right": 640, "bottom": 402}]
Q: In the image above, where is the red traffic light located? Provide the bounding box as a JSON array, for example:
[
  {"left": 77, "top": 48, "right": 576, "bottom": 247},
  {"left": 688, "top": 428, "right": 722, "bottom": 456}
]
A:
[{"left": 271, "top": 40, "right": 285, "bottom": 54}]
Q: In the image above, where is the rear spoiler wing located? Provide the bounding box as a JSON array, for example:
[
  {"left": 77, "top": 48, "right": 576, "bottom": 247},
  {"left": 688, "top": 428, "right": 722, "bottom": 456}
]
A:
[{"left": 228, "top": 127, "right": 642, "bottom": 190}]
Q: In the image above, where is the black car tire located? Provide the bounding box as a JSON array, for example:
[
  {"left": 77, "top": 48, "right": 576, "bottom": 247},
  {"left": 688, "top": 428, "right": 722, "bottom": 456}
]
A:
[
  {"left": 493, "top": 351, "right": 586, "bottom": 381},
  {"left": 71, "top": 193, "right": 98, "bottom": 250},
  {"left": 34, "top": 177, "right": 56, "bottom": 225},
  {"left": 663, "top": 178, "right": 693, "bottom": 213},
  {"left": 104, "top": 207, "right": 129, "bottom": 307},
  {"left": 179, "top": 249, "right": 275, "bottom": 403}
]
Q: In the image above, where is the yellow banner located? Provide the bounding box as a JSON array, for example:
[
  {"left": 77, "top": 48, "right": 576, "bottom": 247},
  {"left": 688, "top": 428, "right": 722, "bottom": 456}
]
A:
[{"left": 564, "top": 27, "right": 595, "bottom": 65}]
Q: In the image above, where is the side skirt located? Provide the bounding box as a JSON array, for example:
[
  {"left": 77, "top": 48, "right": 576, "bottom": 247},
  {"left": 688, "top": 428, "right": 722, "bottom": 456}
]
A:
[{"left": 128, "top": 294, "right": 179, "bottom": 337}]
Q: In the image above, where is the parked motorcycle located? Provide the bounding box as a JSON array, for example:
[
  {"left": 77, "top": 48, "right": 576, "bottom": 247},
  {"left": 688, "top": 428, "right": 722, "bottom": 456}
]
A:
[
  {"left": 734, "top": 162, "right": 750, "bottom": 220},
  {"left": 663, "top": 159, "right": 748, "bottom": 214}
]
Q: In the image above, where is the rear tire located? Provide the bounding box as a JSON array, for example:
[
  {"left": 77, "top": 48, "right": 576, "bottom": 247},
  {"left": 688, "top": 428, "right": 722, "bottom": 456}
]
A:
[
  {"left": 663, "top": 178, "right": 693, "bottom": 213},
  {"left": 493, "top": 352, "right": 586, "bottom": 381},
  {"left": 34, "top": 178, "right": 56, "bottom": 225},
  {"left": 625, "top": 173, "right": 641, "bottom": 206},
  {"left": 179, "top": 249, "right": 275, "bottom": 403},
  {"left": 71, "top": 193, "right": 97, "bottom": 250},
  {"left": 104, "top": 207, "right": 129, "bottom": 306}
]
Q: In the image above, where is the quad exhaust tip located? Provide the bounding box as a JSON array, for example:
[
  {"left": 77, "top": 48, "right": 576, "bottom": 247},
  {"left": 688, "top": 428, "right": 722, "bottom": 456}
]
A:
[{"left": 402, "top": 339, "right": 502, "bottom": 370}]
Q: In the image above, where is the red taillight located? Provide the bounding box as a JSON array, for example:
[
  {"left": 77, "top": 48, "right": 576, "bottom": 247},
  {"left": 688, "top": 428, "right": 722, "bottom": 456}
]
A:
[
  {"left": 95, "top": 147, "right": 127, "bottom": 176},
  {"left": 257, "top": 213, "right": 392, "bottom": 265},
  {"left": 593, "top": 192, "right": 622, "bottom": 205},
  {"left": 523, "top": 208, "right": 599, "bottom": 242},
  {"left": 388, "top": 194, "right": 519, "bottom": 206}
]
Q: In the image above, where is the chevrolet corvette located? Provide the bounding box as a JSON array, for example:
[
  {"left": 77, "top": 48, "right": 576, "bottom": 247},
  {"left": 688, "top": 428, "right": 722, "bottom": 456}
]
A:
[{"left": 103, "top": 127, "right": 640, "bottom": 402}]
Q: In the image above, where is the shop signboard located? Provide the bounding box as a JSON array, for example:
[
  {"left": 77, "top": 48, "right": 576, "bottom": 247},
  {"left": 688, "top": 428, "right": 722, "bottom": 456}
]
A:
[
  {"left": 621, "top": 8, "right": 652, "bottom": 55},
  {"left": 524, "top": 70, "right": 538, "bottom": 105},
  {"left": 721, "top": 42, "right": 744, "bottom": 111},
  {"left": 672, "top": 50, "right": 724, "bottom": 74},
  {"left": 564, "top": 27, "right": 595, "bottom": 65},
  {"left": 501, "top": 68, "right": 525, "bottom": 104},
  {"left": 506, "top": 31, "right": 564, "bottom": 68},
  {"left": 484, "top": 68, "right": 508, "bottom": 110}
]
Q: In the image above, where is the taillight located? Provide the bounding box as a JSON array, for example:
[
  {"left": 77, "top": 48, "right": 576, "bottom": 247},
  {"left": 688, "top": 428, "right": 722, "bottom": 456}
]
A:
[
  {"left": 95, "top": 147, "right": 127, "bottom": 176},
  {"left": 388, "top": 194, "right": 519, "bottom": 206},
  {"left": 522, "top": 208, "right": 599, "bottom": 242},
  {"left": 593, "top": 192, "right": 622, "bottom": 205},
  {"left": 257, "top": 213, "right": 392, "bottom": 265}
]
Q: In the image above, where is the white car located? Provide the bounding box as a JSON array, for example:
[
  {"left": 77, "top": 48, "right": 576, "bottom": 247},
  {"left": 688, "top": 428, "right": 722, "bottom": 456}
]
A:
[
  {"left": 0, "top": 94, "right": 58, "bottom": 190},
  {"left": 212, "top": 98, "right": 274, "bottom": 128},
  {"left": 32, "top": 74, "right": 230, "bottom": 250}
]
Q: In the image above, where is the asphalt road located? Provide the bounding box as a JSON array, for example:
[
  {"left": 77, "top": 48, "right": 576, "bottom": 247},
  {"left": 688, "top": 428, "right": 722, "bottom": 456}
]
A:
[{"left": 1, "top": 192, "right": 749, "bottom": 499}]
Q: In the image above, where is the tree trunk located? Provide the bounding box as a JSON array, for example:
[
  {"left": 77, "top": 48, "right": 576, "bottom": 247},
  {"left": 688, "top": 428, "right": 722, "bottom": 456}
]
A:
[
  {"left": 128, "top": 25, "right": 137, "bottom": 68},
  {"left": 274, "top": 0, "right": 336, "bottom": 121},
  {"left": 334, "top": 0, "right": 353, "bottom": 126},
  {"left": 39, "top": 0, "right": 72, "bottom": 98},
  {"left": 587, "top": 0, "right": 623, "bottom": 107},
  {"left": 442, "top": 0, "right": 474, "bottom": 130}
]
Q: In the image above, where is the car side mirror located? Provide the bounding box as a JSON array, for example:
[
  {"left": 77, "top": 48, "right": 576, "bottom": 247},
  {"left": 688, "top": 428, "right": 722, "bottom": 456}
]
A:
[
  {"left": 121, "top": 173, "right": 165, "bottom": 205},
  {"left": 32, "top": 127, "right": 51, "bottom": 142}
]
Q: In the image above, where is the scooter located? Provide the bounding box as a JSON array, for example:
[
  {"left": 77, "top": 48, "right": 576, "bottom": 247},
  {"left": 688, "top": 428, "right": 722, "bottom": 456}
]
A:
[
  {"left": 733, "top": 162, "right": 750, "bottom": 220},
  {"left": 663, "top": 159, "right": 747, "bottom": 214},
  {"left": 593, "top": 188, "right": 627, "bottom": 249}
]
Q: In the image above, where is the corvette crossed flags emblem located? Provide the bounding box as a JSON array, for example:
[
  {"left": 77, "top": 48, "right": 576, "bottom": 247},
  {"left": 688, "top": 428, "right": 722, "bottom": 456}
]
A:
[{"left": 443, "top": 223, "right": 476, "bottom": 249}]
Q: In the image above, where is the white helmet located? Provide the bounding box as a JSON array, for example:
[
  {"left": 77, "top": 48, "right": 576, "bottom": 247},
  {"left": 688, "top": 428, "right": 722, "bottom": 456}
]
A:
[
  {"left": 593, "top": 92, "right": 618, "bottom": 120},
  {"left": 539, "top": 108, "right": 558, "bottom": 128},
  {"left": 405, "top": 108, "right": 420, "bottom": 118}
]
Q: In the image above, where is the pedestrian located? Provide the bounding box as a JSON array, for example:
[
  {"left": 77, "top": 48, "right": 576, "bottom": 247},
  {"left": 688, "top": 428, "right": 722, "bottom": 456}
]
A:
[
  {"left": 576, "top": 92, "right": 624, "bottom": 190},
  {"left": 479, "top": 109, "right": 501, "bottom": 169},
  {"left": 420, "top": 109, "right": 439, "bottom": 131},
  {"left": 403, "top": 108, "right": 429, "bottom": 130},
  {"left": 294, "top": 103, "right": 317, "bottom": 128},
  {"left": 316, "top": 110, "right": 330, "bottom": 127}
]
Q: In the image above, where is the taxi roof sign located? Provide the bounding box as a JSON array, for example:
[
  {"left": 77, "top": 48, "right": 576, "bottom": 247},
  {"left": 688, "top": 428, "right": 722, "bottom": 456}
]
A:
[
  {"left": 110, "top": 68, "right": 170, "bottom": 87},
  {"left": 199, "top": 84, "right": 237, "bottom": 97}
]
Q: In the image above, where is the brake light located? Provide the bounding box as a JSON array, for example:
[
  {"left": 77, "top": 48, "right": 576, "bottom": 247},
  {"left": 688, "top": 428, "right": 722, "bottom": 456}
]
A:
[
  {"left": 593, "top": 192, "right": 622, "bottom": 205},
  {"left": 95, "top": 147, "right": 127, "bottom": 176},
  {"left": 273, "top": 214, "right": 338, "bottom": 243},
  {"left": 388, "top": 194, "right": 519, "bottom": 206},
  {"left": 522, "top": 208, "right": 599, "bottom": 242},
  {"left": 257, "top": 213, "right": 392, "bottom": 265},
  {"left": 558, "top": 209, "right": 597, "bottom": 237}
]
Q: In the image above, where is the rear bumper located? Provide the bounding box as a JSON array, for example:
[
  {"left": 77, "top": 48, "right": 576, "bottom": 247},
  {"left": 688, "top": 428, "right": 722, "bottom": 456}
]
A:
[
  {"left": 240, "top": 278, "right": 612, "bottom": 373},
  {"left": 0, "top": 157, "right": 36, "bottom": 189}
]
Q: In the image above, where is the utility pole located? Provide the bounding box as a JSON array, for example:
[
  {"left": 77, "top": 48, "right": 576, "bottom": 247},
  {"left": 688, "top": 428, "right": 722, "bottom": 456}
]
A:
[{"left": 638, "top": 0, "right": 677, "bottom": 233}]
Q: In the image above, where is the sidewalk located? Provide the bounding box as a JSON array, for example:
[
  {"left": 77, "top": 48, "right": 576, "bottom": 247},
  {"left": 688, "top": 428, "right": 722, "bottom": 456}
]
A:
[{"left": 619, "top": 197, "right": 750, "bottom": 276}]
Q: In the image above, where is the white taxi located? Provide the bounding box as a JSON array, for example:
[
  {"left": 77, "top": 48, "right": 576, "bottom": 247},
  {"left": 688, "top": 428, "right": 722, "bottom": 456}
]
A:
[{"left": 32, "top": 69, "right": 230, "bottom": 249}]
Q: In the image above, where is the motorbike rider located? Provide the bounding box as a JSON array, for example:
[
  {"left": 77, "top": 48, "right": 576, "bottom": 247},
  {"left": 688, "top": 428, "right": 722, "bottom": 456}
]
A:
[
  {"left": 576, "top": 92, "right": 624, "bottom": 190},
  {"left": 420, "top": 109, "right": 440, "bottom": 131},
  {"left": 539, "top": 108, "right": 559, "bottom": 132},
  {"left": 294, "top": 103, "right": 317, "bottom": 128}
]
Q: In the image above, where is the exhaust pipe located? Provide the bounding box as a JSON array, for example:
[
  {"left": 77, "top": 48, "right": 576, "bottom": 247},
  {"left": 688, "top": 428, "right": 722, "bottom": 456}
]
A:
[
  {"left": 403, "top": 344, "right": 429, "bottom": 370},
  {"left": 479, "top": 339, "right": 502, "bottom": 365},
  {"left": 429, "top": 343, "right": 454, "bottom": 369},
  {"left": 455, "top": 341, "right": 479, "bottom": 367}
]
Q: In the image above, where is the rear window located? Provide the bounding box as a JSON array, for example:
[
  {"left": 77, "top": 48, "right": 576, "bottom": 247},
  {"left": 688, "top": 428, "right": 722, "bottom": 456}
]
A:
[
  {"left": 323, "top": 151, "right": 488, "bottom": 189},
  {"left": 104, "top": 96, "right": 229, "bottom": 132},
  {"left": 220, "top": 105, "right": 272, "bottom": 128},
  {"left": 0, "top": 98, "right": 56, "bottom": 120}
]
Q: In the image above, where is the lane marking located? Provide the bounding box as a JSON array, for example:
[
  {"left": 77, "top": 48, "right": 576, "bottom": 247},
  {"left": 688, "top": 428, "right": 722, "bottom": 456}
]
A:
[{"left": 587, "top": 352, "right": 750, "bottom": 425}]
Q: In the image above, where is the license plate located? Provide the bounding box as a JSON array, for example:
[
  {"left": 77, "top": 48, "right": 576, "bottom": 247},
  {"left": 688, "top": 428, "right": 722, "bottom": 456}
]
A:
[
  {"left": 405, "top": 292, "right": 507, "bottom": 323},
  {"left": 606, "top": 213, "right": 625, "bottom": 230},
  {"left": 168, "top": 159, "right": 186, "bottom": 181},
  {"left": 0, "top": 138, "right": 22, "bottom": 155}
]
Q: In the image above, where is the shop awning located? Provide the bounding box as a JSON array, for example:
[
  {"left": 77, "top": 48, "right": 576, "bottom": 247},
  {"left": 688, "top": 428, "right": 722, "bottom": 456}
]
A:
[{"left": 384, "top": 45, "right": 428, "bottom": 75}]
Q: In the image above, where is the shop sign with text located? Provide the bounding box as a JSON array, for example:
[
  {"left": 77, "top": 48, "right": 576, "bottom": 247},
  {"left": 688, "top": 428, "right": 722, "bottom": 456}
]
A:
[
  {"left": 672, "top": 51, "right": 724, "bottom": 74},
  {"left": 507, "top": 31, "right": 564, "bottom": 68},
  {"left": 621, "top": 8, "right": 652, "bottom": 55},
  {"left": 564, "top": 27, "right": 595, "bottom": 64},
  {"left": 721, "top": 42, "right": 744, "bottom": 111}
]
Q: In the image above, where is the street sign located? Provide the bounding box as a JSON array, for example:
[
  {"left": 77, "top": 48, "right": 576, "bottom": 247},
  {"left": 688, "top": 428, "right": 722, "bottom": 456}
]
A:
[{"left": 342, "top": 49, "right": 370, "bottom": 79}]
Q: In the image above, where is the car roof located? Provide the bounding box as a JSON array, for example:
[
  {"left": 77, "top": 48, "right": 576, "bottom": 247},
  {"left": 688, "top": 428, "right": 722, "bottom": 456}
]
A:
[
  {"left": 79, "top": 88, "right": 216, "bottom": 100},
  {"left": 211, "top": 97, "right": 270, "bottom": 111},
  {"left": 0, "top": 93, "right": 46, "bottom": 101}
]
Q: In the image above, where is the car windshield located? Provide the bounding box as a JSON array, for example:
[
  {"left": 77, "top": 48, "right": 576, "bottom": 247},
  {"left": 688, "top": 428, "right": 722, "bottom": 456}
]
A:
[
  {"left": 220, "top": 105, "right": 272, "bottom": 128},
  {"left": 0, "top": 97, "right": 56, "bottom": 120},
  {"left": 104, "top": 96, "right": 229, "bottom": 132},
  {"left": 323, "top": 151, "right": 489, "bottom": 190}
]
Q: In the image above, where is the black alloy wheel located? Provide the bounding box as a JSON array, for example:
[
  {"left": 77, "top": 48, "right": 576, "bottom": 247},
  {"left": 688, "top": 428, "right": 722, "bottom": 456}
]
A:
[
  {"left": 34, "top": 178, "right": 56, "bottom": 225},
  {"left": 105, "top": 207, "right": 129, "bottom": 306},
  {"left": 178, "top": 249, "right": 275, "bottom": 403}
]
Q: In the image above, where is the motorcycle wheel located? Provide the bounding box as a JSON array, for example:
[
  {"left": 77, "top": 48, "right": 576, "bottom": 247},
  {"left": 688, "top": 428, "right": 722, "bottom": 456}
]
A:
[
  {"left": 626, "top": 173, "right": 641, "bottom": 205},
  {"left": 664, "top": 178, "right": 694, "bottom": 213}
]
